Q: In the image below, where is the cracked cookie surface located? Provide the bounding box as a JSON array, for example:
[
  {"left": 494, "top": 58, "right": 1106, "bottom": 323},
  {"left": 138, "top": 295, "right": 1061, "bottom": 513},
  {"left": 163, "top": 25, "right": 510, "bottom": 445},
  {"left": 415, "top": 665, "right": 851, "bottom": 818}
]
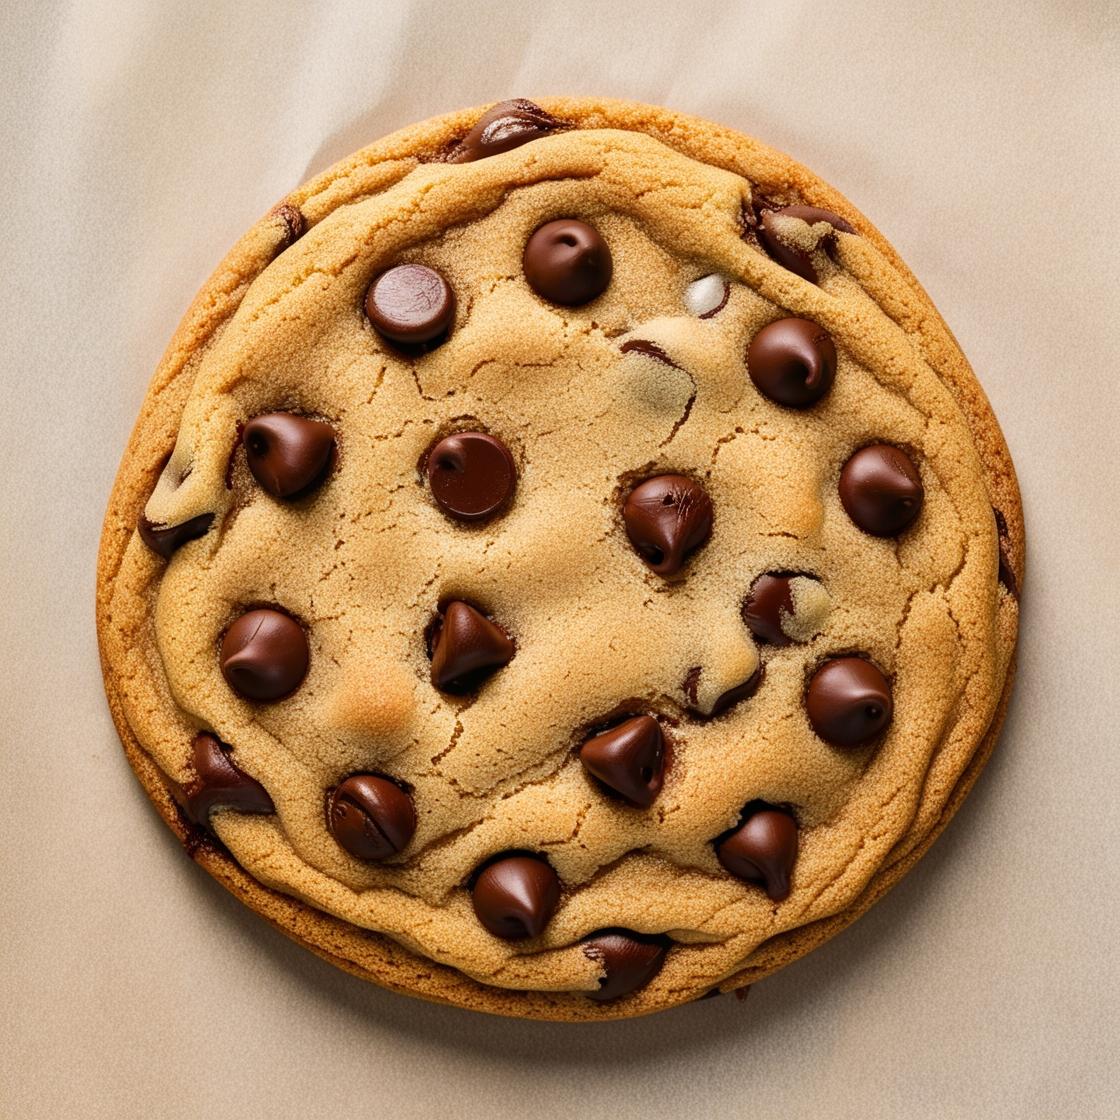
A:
[{"left": 97, "top": 97, "right": 1022, "bottom": 1020}]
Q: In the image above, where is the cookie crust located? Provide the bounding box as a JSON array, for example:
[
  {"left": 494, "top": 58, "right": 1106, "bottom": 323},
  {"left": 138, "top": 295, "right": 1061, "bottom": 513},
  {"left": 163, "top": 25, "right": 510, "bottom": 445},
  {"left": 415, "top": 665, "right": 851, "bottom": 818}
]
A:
[{"left": 97, "top": 97, "right": 1022, "bottom": 1020}]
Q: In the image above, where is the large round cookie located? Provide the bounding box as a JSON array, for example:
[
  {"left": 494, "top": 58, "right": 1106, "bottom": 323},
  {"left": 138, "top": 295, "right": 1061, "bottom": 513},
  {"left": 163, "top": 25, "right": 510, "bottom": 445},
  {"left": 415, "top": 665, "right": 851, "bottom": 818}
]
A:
[{"left": 97, "top": 98, "right": 1023, "bottom": 1020}]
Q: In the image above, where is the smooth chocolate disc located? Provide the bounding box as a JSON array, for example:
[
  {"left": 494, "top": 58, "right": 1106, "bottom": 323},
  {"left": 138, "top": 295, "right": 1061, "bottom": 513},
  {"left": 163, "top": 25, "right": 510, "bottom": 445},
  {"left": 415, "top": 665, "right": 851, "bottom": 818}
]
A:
[
  {"left": 716, "top": 806, "right": 799, "bottom": 901},
  {"left": 839, "top": 444, "right": 924, "bottom": 536},
  {"left": 448, "top": 98, "right": 564, "bottom": 163},
  {"left": 756, "top": 204, "right": 855, "bottom": 282},
  {"left": 364, "top": 264, "right": 456, "bottom": 345},
  {"left": 137, "top": 512, "right": 213, "bottom": 559},
  {"left": 429, "top": 601, "right": 515, "bottom": 693},
  {"left": 471, "top": 854, "right": 561, "bottom": 940},
  {"left": 426, "top": 431, "right": 516, "bottom": 521},
  {"left": 181, "top": 732, "right": 275, "bottom": 826},
  {"left": 747, "top": 317, "right": 836, "bottom": 408},
  {"left": 327, "top": 774, "right": 416, "bottom": 861},
  {"left": 579, "top": 716, "right": 665, "bottom": 808},
  {"left": 806, "top": 657, "right": 893, "bottom": 745},
  {"left": 582, "top": 930, "right": 669, "bottom": 1002},
  {"left": 743, "top": 574, "right": 797, "bottom": 646},
  {"left": 623, "top": 474, "right": 713, "bottom": 577},
  {"left": 220, "top": 608, "right": 309, "bottom": 701},
  {"left": 244, "top": 413, "right": 336, "bottom": 499},
  {"left": 523, "top": 219, "right": 612, "bottom": 305}
]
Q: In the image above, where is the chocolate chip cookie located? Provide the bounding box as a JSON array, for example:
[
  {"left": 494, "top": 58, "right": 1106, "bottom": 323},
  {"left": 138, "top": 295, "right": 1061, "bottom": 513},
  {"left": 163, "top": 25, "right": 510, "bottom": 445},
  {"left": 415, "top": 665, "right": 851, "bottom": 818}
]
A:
[{"left": 97, "top": 97, "right": 1023, "bottom": 1020}]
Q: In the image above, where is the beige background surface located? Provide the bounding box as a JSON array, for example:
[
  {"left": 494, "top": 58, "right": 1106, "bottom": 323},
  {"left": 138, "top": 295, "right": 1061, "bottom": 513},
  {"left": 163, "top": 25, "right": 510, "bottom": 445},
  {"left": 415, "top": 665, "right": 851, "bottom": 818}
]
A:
[{"left": 2, "top": 2, "right": 1118, "bottom": 1117}]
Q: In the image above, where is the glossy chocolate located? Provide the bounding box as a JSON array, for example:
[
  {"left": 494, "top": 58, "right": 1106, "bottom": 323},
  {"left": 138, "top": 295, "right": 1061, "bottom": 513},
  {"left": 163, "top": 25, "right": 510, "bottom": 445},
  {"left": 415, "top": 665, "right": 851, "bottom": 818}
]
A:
[
  {"left": 327, "top": 774, "right": 416, "bottom": 861},
  {"left": 743, "top": 574, "right": 796, "bottom": 646},
  {"left": 748, "top": 317, "right": 836, "bottom": 408},
  {"left": 756, "top": 204, "right": 855, "bottom": 282},
  {"left": 448, "top": 98, "right": 564, "bottom": 163},
  {"left": 716, "top": 806, "right": 799, "bottom": 901},
  {"left": 181, "top": 732, "right": 275, "bottom": 826},
  {"left": 806, "top": 657, "right": 893, "bottom": 746},
  {"left": 582, "top": 930, "right": 669, "bottom": 1002},
  {"left": 839, "top": 444, "right": 924, "bottom": 536},
  {"left": 471, "top": 854, "right": 561, "bottom": 940},
  {"left": 623, "top": 474, "right": 713, "bottom": 577},
  {"left": 365, "top": 263, "right": 456, "bottom": 346},
  {"left": 244, "top": 413, "right": 335, "bottom": 499},
  {"left": 523, "top": 219, "right": 612, "bottom": 305},
  {"left": 579, "top": 716, "right": 665, "bottom": 808},
  {"left": 429, "top": 601, "right": 515, "bottom": 693},
  {"left": 137, "top": 512, "right": 213, "bottom": 559},
  {"left": 220, "top": 608, "right": 309, "bottom": 701},
  {"left": 426, "top": 431, "right": 516, "bottom": 521}
]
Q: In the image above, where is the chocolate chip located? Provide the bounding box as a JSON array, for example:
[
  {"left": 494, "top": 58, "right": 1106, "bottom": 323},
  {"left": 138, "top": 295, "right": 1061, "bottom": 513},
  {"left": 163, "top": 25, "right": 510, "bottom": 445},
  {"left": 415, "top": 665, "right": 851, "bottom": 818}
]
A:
[
  {"left": 327, "top": 774, "right": 416, "bottom": 861},
  {"left": 757, "top": 205, "right": 855, "bottom": 283},
  {"left": 429, "top": 601, "right": 515, "bottom": 693},
  {"left": 523, "top": 219, "right": 612, "bottom": 306},
  {"left": 683, "top": 665, "right": 764, "bottom": 718},
  {"left": 220, "top": 608, "right": 309, "bottom": 701},
  {"left": 579, "top": 716, "right": 665, "bottom": 808},
  {"left": 623, "top": 475, "right": 713, "bottom": 577},
  {"left": 244, "top": 413, "right": 336, "bottom": 499},
  {"left": 748, "top": 317, "right": 836, "bottom": 408},
  {"left": 137, "top": 512, "right": 213, "bottom": 559},
  {"left": 743, "top": 574, "right": 797, "bottom": 646},
  {"left": 447, "top": 98, "right": 564, "bottom": 163},
  {"left": 426, "top": 431, "right": 516, "bottom": 522},
  {"left": 715, "top": 805, "right": 798, "bottom": 901},
  {"left": 471, "top": 854, "right": 561, "bottom": 940},
  {"left": 270, "top": 202, "right": 306, "bottom": 247},
  {"left": 993, "top": 507, "right": 1019, "bottom": 597},
  {"left": 839, "top": 444, "right": 924, "bottom": 536},
  {"left": 180, "top": 732, "right": 275, "bottom": 826},
  {"left": 582, "top": 930, "right": 669, "bottom": 1001},
  {"left": 365, "top": 264, "right": 456, "bottom": 346},
  {"left": 806, "top": 657, "right": 892, "bottom": 746}
]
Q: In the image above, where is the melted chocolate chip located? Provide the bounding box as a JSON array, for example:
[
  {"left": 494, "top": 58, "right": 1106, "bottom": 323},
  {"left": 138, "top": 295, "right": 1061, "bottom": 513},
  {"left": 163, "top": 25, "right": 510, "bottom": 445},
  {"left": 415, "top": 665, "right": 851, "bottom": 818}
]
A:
[
  {"left": 748, "top": 317, "right": 836, "bottom": 408},
  {"left": 716, "top": 805, "right": 798, "bottom": 901},
  {"left": 327, "top": 774, "right": 416, "bottom": 861},
  {"left": 756, "top": 205, "right": 855, "bottom": 283},
  {"left": 579, "top": 716, "right": 665, "bottom": 808},
  {"left": 365, "top": 264, "right": 456, "bottom": 346},
  {"left": 582, "top": 930, "right": 669, "bottom": 1002},
  {"left": 220, "top": 608, "right": 309, "bottom": 702},
  {"left": 426, "top": 431, "right": 516, "bottom": 521},
  {"left": 181, "top": 732, "right": 275, "bottom": 826},
  {"left": 839, "top": 444, "right": 924, "bottom": 537},
  {"left": 137, "top": 512, "right": 213, "bottom": 559},
  {"left": 471, "top": 854, "right": 561, "bottom": 940},
  {"left": 244, "top": 413, "right": 335, "bottom": 499},
  {"left": 447, "top": 98, "right": 565, "bottom": 163},
  {"left": 684, "top": 665, "right": 764, "bottom": 718},
  {"left": 743, "top": 574, "right": 796, "bottom": 646},
  {"left": 523, "top": 219, "right": 612, "bottom": 306},
  {"left": 806, "top": 657, "right": 893, "bottom": 746},
  {"left": 429, "top": 601, "right": 515, "bottom": 693},
  {"left": 623, "top": 475, "right": 713, "bottom": 577}
]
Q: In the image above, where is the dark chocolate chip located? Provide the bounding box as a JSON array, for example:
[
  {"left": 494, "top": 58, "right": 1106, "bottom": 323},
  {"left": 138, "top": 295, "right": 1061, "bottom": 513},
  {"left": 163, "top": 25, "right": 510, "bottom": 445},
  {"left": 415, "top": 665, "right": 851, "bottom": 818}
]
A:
[
  {"left": 582, "top": 930, "right": 669, "bottom": 1002},
  {"left": 364, "top": 264, "right": 456, "bottom": 346},
  {"left": 327, "top": 774, "right": 416, "bottom": 861},
  {"left": 756, "top": 205, "right": 855, "bottom": 283},
  {"left": 716, "top": 805, "right": 798, "bottom": 901},
  {"left": 623, "top": 475, "right": 713, "bottom": 577},
  {"left": 839, "top": 444, "right": 924, "bottom": 536},
  {"left": 447, "top": 98, "right": 564, "bottom": 163},
  {"left": 429, "top": 601, "right": 515, "bottom": 693},
  {"left": 180, "top": 732, "right": 275, "bottom": 826},
  {"left": 244, "top": 413, "right": 336, "bottom": 499},
  {"left": 471, "top": 854, "right": 561, "bottom": 940},
  {"left": 806, "top": 657, "right": 892, "bottom": 746},
  {"left": 579, "top": 716, "right": 665, "bottom": 808},
  {"left": 684, "top": 665, "right": 764, "bottom": 718},
  {"left": 137, "top": 512, "right": 213, "bottom": 559},
  {"left": 426, "top": 431, "right": 516, "bottom": 521},
  {"left": 619, "top": 338, "right": 680, "bottom": 366},
  {"left": 747, "top": 317, "right": 836, "bottom": 408},
  {"left": 523, "top": 219, "right": 612, "bottom": 306},
  {"left": 220, "top": 608, "right": 309, "bottom": 702},
  {"left": 743, "top": 574, "right": 797, "bottom": 646}
]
